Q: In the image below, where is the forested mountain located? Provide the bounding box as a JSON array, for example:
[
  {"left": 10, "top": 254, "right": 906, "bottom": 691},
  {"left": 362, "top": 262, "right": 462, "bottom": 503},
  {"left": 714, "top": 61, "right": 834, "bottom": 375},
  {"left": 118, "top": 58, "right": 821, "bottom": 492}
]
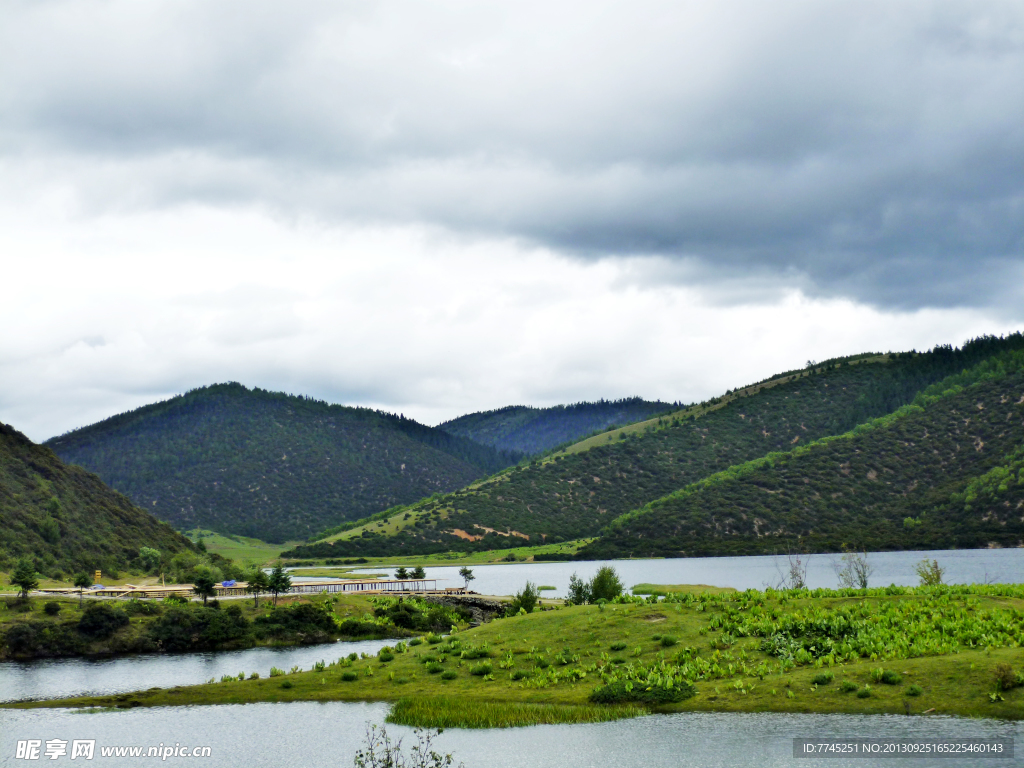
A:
[
  {"left": 46, "top": 383, "right": 521, "bottom": 543},
  {"left": 581, "top": 349, "right": 1024, "bottom": 558},
  {"left": 283, "top": 333, "right": 1024, "bottom": 559},
  {"left": 438, "top": 398, "right": 676, "bottom": 456},
  {"left": 0, "top": 421, "right": 195, "bottom": 578}
]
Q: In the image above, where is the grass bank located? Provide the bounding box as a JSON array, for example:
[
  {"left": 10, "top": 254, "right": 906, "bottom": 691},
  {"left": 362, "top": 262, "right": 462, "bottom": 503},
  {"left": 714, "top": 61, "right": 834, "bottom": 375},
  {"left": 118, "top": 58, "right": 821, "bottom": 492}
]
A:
[
  {"left": 387, "top": 697, "right": 647, "bottom": 728},
  {"left": 9, "top": 584, "right": 1023, "bottom": 726}
]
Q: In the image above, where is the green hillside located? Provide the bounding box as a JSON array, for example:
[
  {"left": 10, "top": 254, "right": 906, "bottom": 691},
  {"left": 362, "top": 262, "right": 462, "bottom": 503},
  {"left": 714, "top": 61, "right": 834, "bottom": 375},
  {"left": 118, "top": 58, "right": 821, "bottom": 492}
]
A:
[
  {"left": 438, "top": 398, "right": 676, "bottom": 456},
  {"left": 46, "top": 383, "right": 521, "bottom": 543},
  {"left": 582, "top": 350, "right": 1024, "bottom": 558},
  {"left": 0, "top": 422, "right": 195, "bottom": 578},
  {"left": 283, "top": 334, "right": 1024, "bottom": 559}
]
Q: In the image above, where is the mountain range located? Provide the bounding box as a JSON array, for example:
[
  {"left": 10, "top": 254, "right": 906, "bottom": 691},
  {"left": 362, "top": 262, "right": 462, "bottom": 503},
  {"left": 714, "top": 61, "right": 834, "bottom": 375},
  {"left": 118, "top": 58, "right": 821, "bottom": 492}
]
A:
[
  {"left": 283, "top": 334, "right": 1024, "bottom": 559},
  {"left": 45, "top": 383, "right": 522, "bottom": 543}
]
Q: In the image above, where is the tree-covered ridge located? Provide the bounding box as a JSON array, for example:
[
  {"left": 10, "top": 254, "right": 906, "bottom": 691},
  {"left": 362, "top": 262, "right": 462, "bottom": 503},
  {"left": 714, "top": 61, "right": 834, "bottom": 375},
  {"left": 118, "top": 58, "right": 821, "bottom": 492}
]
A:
[
  {"left": 0, "top": 421, "right": 195, "bottom": 578},
  {"left": 438, "top": 397, "right": 677, "bottom": 456},
  {"left": 581, "top": 351, "right": 1024, "bottom": 559},
  {"left": 46, "top": 383, "right": 521, "bottom": 543},
  {"left": 282, "top": 334, "right": 1024, "bottom": 559}
]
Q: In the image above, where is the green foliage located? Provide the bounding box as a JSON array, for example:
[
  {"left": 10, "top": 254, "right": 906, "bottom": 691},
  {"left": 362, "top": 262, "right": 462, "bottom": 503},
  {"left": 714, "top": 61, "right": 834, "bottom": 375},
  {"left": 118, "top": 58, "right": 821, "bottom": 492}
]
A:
[
  {"left": 507, "top": 582, "right": 539, "bottom": 615},
  {"left": 372, "top": 597, "right": 467, "bottom": 633},
  {"left": 458, "top": 567, "right": 474, "bottom": 588},
  {"left": 192, "top": 575, "right": 217, "bottom": 605},
  {"left": 45, "top": 383, "right": 520, "bottom": 542},
  {"left": 907, "top": 684, "right": 923, "bottom": 696},
  {"left": 0, "top": 422, "right": 196, "bottom": 576},
  {"left": 812, "top": 671, "right": 834, "bottom": 685},
  {"left": 267, "top": 564, "right": 292, "bottom": 604},
  {"left": 353, "top": 724, "right": 462, "bottom": 768},
  {"left": 387, "top": 697, "right": 646, "bottom": 729},
  {"left": 993, "top": 663, "right": 1023, "bottom": 691},
  {"left": 77, "top": 603, "right": 129, "bottom": 640},
  {"left": 914, "top": 559, "right": 945, "bottom": 586},
  {"left": 469, "top": 662, "right": 492, "bottom": 676},
  {"left": 440, "top": 670, "right": 457, "bottom": 680},
  {"left": 840, "top": 680, "right": 858, "bottom": 693},
  {"left": 43, "top": 602, "right": 61, "bottom": 616},
  {"left": 590, "top": 567, "right": 624, "bottom": 601},
  {"left": 438, "top": 398, "right": 676, "bottom": 456},
  {"left": 139, "top": 547, "right": 161, "bottom": 573},
  {"left": 10, "top": 558, "right": 39, "bottom": 599}
]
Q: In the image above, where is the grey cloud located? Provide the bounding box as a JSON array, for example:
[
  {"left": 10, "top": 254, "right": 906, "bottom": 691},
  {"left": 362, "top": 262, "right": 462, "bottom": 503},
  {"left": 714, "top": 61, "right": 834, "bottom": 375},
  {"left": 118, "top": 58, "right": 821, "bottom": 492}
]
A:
[{"left": 1, "top": 1, "right": 1022, "bottom": 310}]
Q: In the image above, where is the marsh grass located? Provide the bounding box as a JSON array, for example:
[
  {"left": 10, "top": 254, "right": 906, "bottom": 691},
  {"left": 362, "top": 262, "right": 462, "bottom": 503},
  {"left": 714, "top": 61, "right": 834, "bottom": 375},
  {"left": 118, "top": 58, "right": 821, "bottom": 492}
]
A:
[{"left": 387, "top": 697, "right": 647, "bottom": 729}]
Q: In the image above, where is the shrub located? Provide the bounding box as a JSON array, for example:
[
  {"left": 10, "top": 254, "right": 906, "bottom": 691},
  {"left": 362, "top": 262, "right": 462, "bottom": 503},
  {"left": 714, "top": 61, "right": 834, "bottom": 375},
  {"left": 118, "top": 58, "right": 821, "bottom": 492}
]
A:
[
  {"left": 507, "top": 582, "right": 539, "bottom": 615},
  {"left": 348, "top": 652, "right": 358, "bottom": 661},
  {"left": 611, "top": 657, "right": 627, "bottom": 665},
  {"left": 469, "top": 662, "right": 493, "bottom": 676},
  {"left": 659, "top": 636, "right": 678, "bottom": 648},
  {"left": 77, "top": 603, "right": 130, "bottom": 640},
  {"left": 459, "top": 645, "right": 491, "bottom": 660},
  {"left": 341, "top": 671, "right": 358, "bottom": 682},
  {"left": 43, "top": 602, "right": 61, "bottom": 616},
  {"left": 812, "top": 671, "right": 834, "bottom": 686},
  {"left": 378, "top": 650, "right": 395, "bottom": 663},
  {"left": 536, "top": 657, "right": 550, "bottom": 669},
  {"left": 994, "top": 663, "right": 1023, "bottom": 691},
  {"left": 872, "top": 669, "right": 902, "bottom": 685},
  {"left": 426, "top": 633, "right": 443, "bottom": 644},
  {"left": 425, "top": 662, "right": 444, "bottom": 674},
  {"left": 914, "top": 559, "right": 944, "bottom": 586},
  {"left": 280, "top": 680, "right": 293, "bottom": 689},
  {"left": 609, "top": 642, "right": 627, "bottom": 651},
  {"left": 511, "top": 669, "right": 528, "bottom": 680},
  {"left": 907, "top": 684, "right": 923, "bottom": 697},
  {"left": 840, "top": 680, "right": 858, "bottom": 693},
  {"left": 269, "top": 667, "right": 285, "bottom": 677},
  {"left": 249, "top": 672, "right": 260, "bottom": 680},
  {"left": 409, "top": 637, "right": 423, "bottom": 646},
  {"left": 123, "top": 600, "right": 162, "bottom": 616},
  {"left": 856, "top": 686, "right": 871, "bottom": 698},
  {"left": 220, "top": 675, "right": 235, "bottom": 683},
  {"left": 440, "top": 670, "right": 457, "bottom": 680},
  {"left": 590, "top": 679, "right": 695, "bottom": 705}
]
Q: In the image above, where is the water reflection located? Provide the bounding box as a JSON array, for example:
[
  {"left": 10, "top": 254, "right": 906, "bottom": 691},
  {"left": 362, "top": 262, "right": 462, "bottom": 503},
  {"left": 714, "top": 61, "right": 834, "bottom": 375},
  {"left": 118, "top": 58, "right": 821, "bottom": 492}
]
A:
[{"left": 0, "top": 639, "right": 389, "bottom": 704}]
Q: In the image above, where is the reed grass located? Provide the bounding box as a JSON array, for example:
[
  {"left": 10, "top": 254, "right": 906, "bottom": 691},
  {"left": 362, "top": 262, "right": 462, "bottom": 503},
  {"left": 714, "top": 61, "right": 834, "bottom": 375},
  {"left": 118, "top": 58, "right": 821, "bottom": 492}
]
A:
[{"left": 386, "top": 697, "right": 647, "bottom": 729}]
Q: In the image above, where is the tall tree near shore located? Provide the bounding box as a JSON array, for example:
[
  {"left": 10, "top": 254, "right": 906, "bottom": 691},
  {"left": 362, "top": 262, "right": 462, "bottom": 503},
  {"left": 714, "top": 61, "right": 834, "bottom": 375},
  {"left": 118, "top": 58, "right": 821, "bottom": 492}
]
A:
[
  {"left": 10, "top": 558, "right": 39, "bottom": 599},
  {"left": 268, "top": 564, "right": 292, "bottom": 606},
  {"left": 73, "top": 572, "right": 91, "bottom": 608},
  {"left": 193, "top": 575, "right": 217, "bottom": 606},
  {"left": 458, "top": 566, "right": 475, "bottom": 590},
  {"left": 246, "top": 568, "right": 270, "bottom": 608}
]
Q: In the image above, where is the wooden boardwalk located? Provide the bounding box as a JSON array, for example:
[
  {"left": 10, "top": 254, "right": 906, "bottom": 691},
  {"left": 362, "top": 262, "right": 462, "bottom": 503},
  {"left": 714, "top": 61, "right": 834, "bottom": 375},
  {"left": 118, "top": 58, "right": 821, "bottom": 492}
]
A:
[{"left": 38, "top": 578, "right": 465, "bottom": 600}]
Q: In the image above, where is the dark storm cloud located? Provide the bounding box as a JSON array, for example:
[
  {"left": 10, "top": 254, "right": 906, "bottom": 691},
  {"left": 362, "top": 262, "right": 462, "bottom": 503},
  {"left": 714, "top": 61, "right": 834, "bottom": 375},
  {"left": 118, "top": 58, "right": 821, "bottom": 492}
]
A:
[{"left": 1, "top": 0, "right": 1022, "bottom": 310}]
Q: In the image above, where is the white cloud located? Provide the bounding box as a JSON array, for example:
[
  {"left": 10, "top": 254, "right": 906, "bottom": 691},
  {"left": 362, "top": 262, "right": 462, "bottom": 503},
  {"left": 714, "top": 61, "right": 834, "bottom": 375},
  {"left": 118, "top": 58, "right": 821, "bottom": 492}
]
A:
[
  {"left": 1, "top": 200, "right": 1017, "bottom": 441},
  {"left": 0, "top": 1, "right": 1022, "bottom": 440}
]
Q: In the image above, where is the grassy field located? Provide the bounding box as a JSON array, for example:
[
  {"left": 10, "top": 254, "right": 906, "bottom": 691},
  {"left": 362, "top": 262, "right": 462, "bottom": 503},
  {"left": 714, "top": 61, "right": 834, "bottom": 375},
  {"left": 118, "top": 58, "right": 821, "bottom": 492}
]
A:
[
  {"left": 631, "top": 583, "right": 737, "bottom": 596},
  {"left": 186, "top": 529, "right": 301, "bottom": 566},
  {"left": 11, "top": 584, "right": 1023, "bottom": 725}
]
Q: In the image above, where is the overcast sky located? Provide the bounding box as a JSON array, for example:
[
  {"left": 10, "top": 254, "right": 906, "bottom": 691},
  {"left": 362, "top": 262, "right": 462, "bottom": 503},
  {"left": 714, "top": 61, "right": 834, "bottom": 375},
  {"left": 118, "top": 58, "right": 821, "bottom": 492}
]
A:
[{"left": 2, "top": 1, "right": 1022, "bottom": 442}]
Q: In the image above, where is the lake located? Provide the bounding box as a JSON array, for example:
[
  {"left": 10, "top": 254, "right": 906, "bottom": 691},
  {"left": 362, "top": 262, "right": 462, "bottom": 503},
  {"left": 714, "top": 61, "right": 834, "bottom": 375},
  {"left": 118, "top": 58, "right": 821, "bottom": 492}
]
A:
[
  {"left": 1, "top": 704, "right": 1019, "bottom": 768},
  {"left": 352, "top": 547, "right": 1024, "bottom": 598},
  {"left": 0, "top": 639, "right": 390, "bottom": 704}
]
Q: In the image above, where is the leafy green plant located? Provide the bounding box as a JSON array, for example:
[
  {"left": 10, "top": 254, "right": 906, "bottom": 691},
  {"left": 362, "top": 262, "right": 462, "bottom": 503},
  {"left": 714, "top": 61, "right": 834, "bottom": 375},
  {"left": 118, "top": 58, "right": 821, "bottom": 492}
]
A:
[
  {"left": 660, "top": 635, "right": 678, "bottom": 648},
  {"left": 425, "top": 662, "right": 444, "bottom": 675},
  {"left": 469, "top": 662, "right": 493, "bottom": 676},
  {"left": 993, "top": 663, "right": 1022, "bottom": 691},
  {"left": 811, "top": 671, "right": 834, "bottom": 686},
  {"left": 907, "top": 684, "right": 923, "bottom": 697},
  {"left": 840, "top": 680, "right": 858, "bottom": 693},
  {"left": 856, "top": 686, "right": 871, "bottom": 698},
  {"left": 609, "top": 642, "right": 627, "bottom": 651},
  {"left": 440, "top": 670, "right": 457, "bottom": 680},
  {"left": 341, "top": 671, "right": 358, "bottom": 682}
]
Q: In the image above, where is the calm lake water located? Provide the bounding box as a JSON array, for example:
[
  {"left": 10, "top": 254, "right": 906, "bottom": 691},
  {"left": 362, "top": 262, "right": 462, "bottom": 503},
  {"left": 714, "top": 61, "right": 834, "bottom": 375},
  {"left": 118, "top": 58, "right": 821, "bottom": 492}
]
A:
[
  {"left": 0, "top": 639, "right": 389, "bottom": 704},
  {"left": 1, "top": 704, "right": 1019, "bottom": 768},
  {"left": 352, "top": 548, "right": 1024, "bottom": 598}
]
